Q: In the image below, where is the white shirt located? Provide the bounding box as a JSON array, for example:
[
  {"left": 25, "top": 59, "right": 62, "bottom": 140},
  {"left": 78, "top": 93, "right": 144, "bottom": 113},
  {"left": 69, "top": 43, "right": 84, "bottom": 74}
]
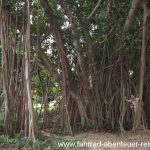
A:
[{"left": 126, "top": 98, "right": 139, "bottom": 112}]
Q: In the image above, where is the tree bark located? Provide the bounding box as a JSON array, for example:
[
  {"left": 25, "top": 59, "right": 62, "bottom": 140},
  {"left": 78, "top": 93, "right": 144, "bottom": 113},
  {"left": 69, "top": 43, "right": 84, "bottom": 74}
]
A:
[
  {"left": 132, "top": 1, "right": 148, "bottom": 130},
  {"left": 120, "top": 0, "right": 142, "bottom": 46},
  {"left": 40, "top": 0, "right": 72, "bottom": 134},
  {"left": 24, "top": 0, "right": 35, "bottom": 140}
]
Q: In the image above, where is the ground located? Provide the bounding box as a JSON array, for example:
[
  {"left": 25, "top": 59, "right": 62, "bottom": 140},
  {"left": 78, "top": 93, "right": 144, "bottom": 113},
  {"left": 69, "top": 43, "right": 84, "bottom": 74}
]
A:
[
  {"left": 1, "top": 130, "right": 150, "bottom": 150},
  {"left": 41, "top": 129, "right": 150, "bottom": 150}
]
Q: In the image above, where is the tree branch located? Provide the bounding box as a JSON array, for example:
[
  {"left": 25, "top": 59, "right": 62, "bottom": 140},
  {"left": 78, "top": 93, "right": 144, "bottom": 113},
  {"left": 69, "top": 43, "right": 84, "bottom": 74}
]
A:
[
  {"left": 120, "top": 0, "right": 142, "bottom": 46},
  {"left": 87, "top": 0, "right": 102, "bottom": 20}
]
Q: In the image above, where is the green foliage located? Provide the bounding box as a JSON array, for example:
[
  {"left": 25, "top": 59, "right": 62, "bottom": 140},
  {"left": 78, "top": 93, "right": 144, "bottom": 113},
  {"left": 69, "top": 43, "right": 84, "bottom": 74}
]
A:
[
  {"left": 0, "top": 135, "right": 16, "bottom": 144},
  {"left": 33, "top": 140, "right": 51, "bottom": 150},
  {"left": 0, "top": 135, "right": 49, "bottom": 150},
  {"left": 15, "top": 138, "right": 50, "bottom": 150},
  {"left": 2, "top": 0, "right": 15, "bottom": 12},
  {"left": 33, "top": 103, "right": 57, "bottom": 113},
  {"left": 0, "top": 134, "right": 84, "bottom": 150},
  {"left": 32, "top": 68, "right": 59, "bottom": 104},
  {"left": 0, "top": 113, "right": 4, "bottom": 133}
]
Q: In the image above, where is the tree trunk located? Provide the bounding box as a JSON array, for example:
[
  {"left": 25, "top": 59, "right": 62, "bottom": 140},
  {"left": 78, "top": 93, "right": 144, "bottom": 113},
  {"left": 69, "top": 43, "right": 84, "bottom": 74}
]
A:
[
  {"left": 24, "top": 0, "right": 35, "bottom": 140},
  {"left": 132, "top": 1, "right": 148, "bottom": 130}
]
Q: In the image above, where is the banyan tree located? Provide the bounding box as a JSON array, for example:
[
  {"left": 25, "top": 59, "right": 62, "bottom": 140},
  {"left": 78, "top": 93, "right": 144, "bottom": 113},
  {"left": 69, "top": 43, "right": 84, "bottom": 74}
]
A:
[{"left": 0, "top": 0, "right": 150, "bottom": 139}]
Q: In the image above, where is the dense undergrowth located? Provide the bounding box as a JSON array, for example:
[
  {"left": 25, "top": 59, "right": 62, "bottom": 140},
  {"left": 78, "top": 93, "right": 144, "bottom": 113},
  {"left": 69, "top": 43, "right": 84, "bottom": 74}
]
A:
[{"left": 0, "top": 133, "right": 84, "bottom": 150}]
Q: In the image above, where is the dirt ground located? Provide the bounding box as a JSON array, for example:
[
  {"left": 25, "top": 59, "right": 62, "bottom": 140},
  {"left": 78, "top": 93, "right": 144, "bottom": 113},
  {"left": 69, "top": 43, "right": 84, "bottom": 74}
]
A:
[
  {"left": 2, "top": 130, "right": 150, "bottom": 150},
  {"left": 40, "top": 130, "right": 150, "bottom": 150},
  {"left": 63, "top": 130, "right": 150, "bottom": 150}
]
